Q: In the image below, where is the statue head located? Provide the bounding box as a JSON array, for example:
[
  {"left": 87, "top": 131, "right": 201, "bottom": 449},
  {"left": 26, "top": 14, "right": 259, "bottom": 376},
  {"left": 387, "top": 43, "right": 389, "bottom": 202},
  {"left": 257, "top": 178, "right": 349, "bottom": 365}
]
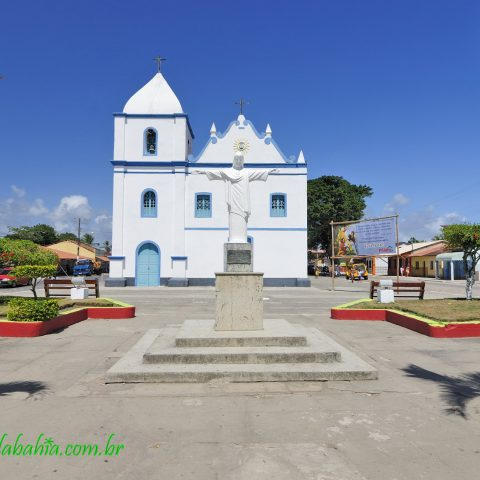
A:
[{"left": 233, "top": 153, "right": 244, "bottom": 170}]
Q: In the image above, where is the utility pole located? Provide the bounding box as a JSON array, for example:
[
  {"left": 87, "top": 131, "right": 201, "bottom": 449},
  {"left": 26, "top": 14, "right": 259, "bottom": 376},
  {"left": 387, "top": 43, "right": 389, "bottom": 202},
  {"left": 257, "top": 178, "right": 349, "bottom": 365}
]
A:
[{"left": 77, "top": 218, "right": 81, "bottom": 260}]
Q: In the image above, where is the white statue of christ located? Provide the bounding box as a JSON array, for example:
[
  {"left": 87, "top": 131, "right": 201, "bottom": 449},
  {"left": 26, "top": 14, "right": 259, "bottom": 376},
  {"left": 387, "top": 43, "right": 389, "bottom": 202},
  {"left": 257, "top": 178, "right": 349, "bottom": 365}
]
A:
[{"left": 192, "top": 153, "right": 278, "bottom": 243}]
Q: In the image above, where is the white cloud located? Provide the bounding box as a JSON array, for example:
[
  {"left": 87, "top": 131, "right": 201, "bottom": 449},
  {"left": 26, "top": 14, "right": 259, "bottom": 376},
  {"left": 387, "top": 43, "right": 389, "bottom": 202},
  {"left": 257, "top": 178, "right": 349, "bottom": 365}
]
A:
[
  {"left": 398, "top": 208, "right": 466, "bottom": 241},
  {"left": 11, "top": 185, "right": 26, "bottom": 198},
  {"left": 51, "top": 195, "right": 92, "bottom": 231},
  {"left": 29, "top": 198, "right": 49, "bottom": 216},
  {"left": 384, "top": 193, "right": 410, "bottom": 213},
  {"left": 392, "top": 193, "right": 409, "bottom": 205},
  {"left": 0, "top": 188, "right": 110, "bottom": 242}
]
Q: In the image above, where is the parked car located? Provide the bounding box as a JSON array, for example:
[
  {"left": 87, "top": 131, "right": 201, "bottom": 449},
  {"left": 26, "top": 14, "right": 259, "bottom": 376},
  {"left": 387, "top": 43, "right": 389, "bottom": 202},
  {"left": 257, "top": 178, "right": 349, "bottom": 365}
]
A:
[
  {"left": 345, "top": 263, "right": 369, "bottom": 281},
  {"left": 72, "top": 259, "right": 94, "bottom": 276},
  {"left": 0, "top": 267, "right": 30, "bottom": 287}
]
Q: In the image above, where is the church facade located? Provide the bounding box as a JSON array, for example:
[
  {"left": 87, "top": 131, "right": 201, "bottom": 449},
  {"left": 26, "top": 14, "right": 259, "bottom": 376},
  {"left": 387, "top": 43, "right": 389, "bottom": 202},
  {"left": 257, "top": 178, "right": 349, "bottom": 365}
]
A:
[{"left": 106, "top": 70, "right": 309, "bottom": 287}]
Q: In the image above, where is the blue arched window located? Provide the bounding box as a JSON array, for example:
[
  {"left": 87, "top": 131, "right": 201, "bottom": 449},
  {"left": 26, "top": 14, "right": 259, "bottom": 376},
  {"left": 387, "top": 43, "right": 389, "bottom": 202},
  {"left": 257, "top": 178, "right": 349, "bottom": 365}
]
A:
[
  {"left": 270, "top": 193, "right": 287, "bottom": 217},
  {"left": 144, "top": 128, "right": 157, "bottom": 156},
  {"left": 141, "top": 189, "right": 157, "bottom": 217}
]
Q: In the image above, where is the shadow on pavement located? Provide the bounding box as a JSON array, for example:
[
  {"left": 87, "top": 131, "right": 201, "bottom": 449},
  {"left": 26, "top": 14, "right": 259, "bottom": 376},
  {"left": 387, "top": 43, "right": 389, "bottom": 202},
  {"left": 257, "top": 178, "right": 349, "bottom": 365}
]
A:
[
  {"left": 0, "top": 381, "right": 48, "bottom": 398},
  {"left": 402, "top": 364, "right": 480, "bottom": 419}
]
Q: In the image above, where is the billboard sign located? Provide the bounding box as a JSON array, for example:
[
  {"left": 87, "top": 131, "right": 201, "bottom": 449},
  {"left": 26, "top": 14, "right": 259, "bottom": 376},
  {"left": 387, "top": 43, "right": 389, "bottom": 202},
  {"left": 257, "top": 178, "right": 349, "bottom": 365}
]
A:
[{"left": 333, "top": 217, "right": 397, "bottom": 257}]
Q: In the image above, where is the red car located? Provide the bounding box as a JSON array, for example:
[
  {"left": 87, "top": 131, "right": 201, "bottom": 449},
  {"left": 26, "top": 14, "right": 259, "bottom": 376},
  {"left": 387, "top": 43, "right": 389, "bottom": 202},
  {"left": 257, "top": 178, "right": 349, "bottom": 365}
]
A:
[{"left": 0, "top": 267, "right": 30, "bottom": 288}]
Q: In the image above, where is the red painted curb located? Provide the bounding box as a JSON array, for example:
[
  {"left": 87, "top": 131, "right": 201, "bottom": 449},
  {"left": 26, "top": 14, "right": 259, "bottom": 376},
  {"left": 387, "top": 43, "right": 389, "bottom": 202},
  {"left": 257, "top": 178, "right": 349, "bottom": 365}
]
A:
[
  {"left": 331, "top": 307, "right": 480, "bottom": 338},
  {"left": 87, "top": 306, "right": 136, "bottom": 319},
  {"left": 331, "top": 309, "right": 386, "bottom": 321},
  {"left": 0, "top": 305, "right": 136, "bottom": 337}
]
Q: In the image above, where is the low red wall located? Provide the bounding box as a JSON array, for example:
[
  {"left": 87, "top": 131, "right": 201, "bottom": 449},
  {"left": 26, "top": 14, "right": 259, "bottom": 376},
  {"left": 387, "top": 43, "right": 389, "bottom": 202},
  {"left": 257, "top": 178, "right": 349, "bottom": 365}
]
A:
[
  {"left": 331, "top": 309, "right": 386, "bottom": 321},
  {"left": 331, "top": 307, "right": 480, "bottom": 338},
  {"left": 0, "top": 305, "right": 136, "bottom": 337}
]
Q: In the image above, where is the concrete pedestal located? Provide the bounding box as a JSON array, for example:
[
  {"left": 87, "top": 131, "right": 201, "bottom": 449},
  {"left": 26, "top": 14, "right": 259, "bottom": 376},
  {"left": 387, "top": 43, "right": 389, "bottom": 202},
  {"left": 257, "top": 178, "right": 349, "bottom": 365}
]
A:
[
  {"left": 70, "top": 287, "right": 89, "bottom": 300},
  {"left": 377, "top": 289, "right": 394, "bottom": 304},
  {"left": 214, "top": 273, "right": 263, "bottom": 331}
]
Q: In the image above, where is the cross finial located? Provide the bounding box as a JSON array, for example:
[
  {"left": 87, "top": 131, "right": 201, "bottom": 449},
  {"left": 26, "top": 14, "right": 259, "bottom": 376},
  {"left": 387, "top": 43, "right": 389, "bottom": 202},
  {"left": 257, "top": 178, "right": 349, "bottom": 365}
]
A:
[
  {"left": 154, "top": 56, "right": 166, "bottom": 73},
  {"left": 235, "top": 98, "right": 249, "bottom": 115}
]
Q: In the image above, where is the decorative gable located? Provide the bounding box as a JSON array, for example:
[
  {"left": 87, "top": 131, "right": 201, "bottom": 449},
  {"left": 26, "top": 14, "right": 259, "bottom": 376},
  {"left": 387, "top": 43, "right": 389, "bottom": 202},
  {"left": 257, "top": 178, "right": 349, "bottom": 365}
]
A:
[{"left": 192, "top": 114, "right": 304, "bottom": 165}]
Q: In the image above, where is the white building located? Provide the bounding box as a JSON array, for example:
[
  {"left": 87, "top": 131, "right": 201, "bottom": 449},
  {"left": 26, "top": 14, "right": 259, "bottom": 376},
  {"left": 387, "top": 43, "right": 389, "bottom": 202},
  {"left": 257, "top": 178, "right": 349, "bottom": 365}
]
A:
[{"left": 106, "top": 70, "right": 309, "bottom": 287}]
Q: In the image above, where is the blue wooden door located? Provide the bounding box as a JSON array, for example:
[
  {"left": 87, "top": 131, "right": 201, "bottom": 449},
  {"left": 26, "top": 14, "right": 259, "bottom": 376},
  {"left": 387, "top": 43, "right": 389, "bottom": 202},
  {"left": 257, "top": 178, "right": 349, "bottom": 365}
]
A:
[{"left": 136, "top": 243, "right": 160, "bottom": 286}]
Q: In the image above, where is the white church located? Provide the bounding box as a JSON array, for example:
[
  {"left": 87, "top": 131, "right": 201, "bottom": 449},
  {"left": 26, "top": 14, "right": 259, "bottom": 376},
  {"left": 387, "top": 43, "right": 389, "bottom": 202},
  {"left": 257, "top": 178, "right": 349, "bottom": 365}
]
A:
[{"left": 106, "top": 68, "right": 309, "bottom": 287}]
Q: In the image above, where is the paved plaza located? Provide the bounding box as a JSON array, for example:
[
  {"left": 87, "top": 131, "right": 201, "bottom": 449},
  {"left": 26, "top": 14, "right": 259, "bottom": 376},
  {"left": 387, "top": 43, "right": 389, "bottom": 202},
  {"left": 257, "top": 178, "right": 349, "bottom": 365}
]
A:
[{"left": 1, "top": 276, "right": 479, "bottom": 479}]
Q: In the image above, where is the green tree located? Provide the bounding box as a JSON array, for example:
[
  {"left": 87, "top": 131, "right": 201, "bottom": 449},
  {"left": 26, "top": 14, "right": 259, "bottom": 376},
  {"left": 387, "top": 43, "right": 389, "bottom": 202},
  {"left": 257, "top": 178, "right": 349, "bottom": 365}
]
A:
[
  {"left": 57, "top": 232, "right": 78, "bottom": 242},
  {"left": 6, "top": 224, "right": 57, "bottom": 245},
  {"left": 442, "top": 224, "right": 480, "bottom": 300},
  {"left": 102, "top": 240, "right": 112, "bottom": 255},
  {"left": 82, "top": 233, "right": 94, "bottom": 245},
  {"left": 407, "top": 237, "right": 424, "bottom": 244},
  {"left": 307, "top": 176, "right": 372, "bottom": 252},
  {"left": 0, "top": 238, "right": 58, "bottom": 299}
]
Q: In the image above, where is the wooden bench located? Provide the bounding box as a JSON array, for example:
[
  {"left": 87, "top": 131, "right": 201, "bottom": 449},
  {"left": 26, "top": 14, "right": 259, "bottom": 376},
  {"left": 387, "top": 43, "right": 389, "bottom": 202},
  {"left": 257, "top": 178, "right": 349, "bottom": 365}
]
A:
[
  {"left": 370, "top": 280, "right": 425, "bottom": 300},
  {"left": 44, "top": 279, "right": 100, "bottom": 298}
]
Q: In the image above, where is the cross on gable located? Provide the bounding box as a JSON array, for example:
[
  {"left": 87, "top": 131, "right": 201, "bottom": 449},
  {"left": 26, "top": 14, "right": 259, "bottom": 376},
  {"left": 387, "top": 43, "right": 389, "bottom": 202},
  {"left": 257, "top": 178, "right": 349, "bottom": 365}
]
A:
[
  {"left": 154, "top": 56, "right": 166, "bottom": 72},
  {"left": 235, "top": 98, "right": 249, "bottom": 115}
]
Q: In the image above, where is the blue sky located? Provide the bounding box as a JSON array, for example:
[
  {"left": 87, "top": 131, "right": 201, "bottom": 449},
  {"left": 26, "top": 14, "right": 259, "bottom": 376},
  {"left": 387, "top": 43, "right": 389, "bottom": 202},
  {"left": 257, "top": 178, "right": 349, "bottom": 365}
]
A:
[{"left": 1, "top": 0, "right": 479, "bottom": 242}]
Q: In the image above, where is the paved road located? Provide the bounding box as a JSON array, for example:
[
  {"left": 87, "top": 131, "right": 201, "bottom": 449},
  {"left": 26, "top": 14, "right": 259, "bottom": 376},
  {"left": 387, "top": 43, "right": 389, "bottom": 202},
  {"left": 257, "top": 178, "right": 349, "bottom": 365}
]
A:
[{"left": 0, "top": 278, "right": 479, "bottom": 479}]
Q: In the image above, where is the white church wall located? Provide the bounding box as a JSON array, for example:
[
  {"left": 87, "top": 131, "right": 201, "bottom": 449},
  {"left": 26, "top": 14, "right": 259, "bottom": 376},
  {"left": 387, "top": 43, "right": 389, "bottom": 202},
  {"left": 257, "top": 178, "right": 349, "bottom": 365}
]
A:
[
  {"left": 185, "top": 230, "right": 307, "bottom": 279},
  {"left": 117, "top": 117, "right": 188, "bottom": 162},
  {"left": 121, "top": 171, "right": 177, "bottom": 280}
]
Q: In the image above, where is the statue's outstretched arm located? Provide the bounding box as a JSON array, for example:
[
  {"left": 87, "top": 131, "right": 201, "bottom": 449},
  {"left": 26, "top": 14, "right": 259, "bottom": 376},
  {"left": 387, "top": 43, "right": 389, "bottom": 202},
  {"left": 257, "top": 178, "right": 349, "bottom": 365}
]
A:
[{"left": 248, "top": 169, "right": 279, "bottom": 182}]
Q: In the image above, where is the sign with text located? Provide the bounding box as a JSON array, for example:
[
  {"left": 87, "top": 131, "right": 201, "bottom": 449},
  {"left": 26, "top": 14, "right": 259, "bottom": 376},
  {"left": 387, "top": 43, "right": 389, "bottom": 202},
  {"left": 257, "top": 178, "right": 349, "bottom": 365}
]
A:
[{"left": 333, "top": 217, "right": 396, "bottom": 257}]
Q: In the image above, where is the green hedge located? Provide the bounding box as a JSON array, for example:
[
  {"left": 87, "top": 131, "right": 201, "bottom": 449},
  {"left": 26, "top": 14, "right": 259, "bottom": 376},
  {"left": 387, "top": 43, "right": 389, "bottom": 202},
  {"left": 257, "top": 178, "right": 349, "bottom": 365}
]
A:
[{"left": 7, "top": 298, "right": 60, "bottom": 322}]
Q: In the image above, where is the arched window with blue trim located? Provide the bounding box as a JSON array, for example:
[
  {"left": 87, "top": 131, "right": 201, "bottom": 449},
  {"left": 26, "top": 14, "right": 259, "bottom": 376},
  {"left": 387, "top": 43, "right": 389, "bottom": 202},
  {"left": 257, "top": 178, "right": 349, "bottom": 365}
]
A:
[
  {"left": 195, "top": 193, "right": 212, "bottom": 218},
  {"left": 141, "top": 189, "right": 157, "bottom": 217},
  {"left": 270, "top": 193, "right": 287, "bottom": 217},
  {"left": 144, "top": 128, "right": 157, "bottom": 155}
]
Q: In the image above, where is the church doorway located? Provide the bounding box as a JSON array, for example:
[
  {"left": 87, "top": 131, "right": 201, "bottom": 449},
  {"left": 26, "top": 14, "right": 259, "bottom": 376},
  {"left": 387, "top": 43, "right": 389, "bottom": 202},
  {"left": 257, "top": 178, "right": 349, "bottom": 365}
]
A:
[{"left": 136, "top": 242, "right": 160, "bottom": 286}]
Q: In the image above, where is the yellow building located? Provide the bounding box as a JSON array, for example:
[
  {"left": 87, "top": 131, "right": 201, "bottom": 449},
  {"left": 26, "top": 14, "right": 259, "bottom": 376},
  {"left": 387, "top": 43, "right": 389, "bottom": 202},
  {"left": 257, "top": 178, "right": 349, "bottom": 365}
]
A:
[
  {"left": 45, "top": 240, "right": 96, "bottom": 260},
  {"left": 406, "top": 242, "right": 447, "bottom": 278}
]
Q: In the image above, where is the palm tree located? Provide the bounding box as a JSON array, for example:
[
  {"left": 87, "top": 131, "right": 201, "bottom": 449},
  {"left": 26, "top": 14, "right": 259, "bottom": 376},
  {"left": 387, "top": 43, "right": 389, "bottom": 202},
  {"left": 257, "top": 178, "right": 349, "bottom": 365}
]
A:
[
  {"left": 102, "top": 240, "right": 112, "bottom": 255},
  {"left": 82, "top": 233, "right": 94, "bottom": 245}
]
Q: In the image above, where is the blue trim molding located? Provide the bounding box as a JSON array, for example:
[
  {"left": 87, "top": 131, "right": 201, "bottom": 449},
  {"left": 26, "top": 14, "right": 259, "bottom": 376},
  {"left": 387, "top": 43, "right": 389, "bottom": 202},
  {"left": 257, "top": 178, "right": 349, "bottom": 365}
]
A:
[
  {"left": 111, "top": 160, "right": 307, "bottom": 168},
  {"left": 108, "top": 256, "right": 125, "bottom": 260},
  {"left": 141, "top": 188, "right": 158, "bottom": 218},
  {"left": 171, "top": 256, "right": 188, "bottom": 260}
]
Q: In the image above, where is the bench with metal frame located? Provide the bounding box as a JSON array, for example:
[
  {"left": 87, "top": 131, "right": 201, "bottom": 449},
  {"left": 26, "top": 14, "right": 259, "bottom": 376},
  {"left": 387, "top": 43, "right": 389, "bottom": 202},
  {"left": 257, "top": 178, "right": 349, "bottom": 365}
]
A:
[
  {"left": 370, "top": 280, "right": 425, "bottom": 300},
  {"left": 44, "top": 279, "right": 100, "bottom": 298}
]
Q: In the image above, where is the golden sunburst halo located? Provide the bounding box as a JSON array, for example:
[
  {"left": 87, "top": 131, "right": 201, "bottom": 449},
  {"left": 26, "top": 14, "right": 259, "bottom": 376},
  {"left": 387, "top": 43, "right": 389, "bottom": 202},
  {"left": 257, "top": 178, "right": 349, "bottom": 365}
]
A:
[{"left": 233, "top": 139, "right": 250, "bottom": 155}]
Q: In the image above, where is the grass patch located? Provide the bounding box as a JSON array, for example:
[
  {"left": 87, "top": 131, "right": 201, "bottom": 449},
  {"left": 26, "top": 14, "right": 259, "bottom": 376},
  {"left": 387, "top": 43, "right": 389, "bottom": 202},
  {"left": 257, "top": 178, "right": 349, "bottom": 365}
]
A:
[
  {"left": 345, "top": 299, "right": 480, "bottom": 323},
  {"left": 0, "top": 297, "right": 117, "bottom": 318}
]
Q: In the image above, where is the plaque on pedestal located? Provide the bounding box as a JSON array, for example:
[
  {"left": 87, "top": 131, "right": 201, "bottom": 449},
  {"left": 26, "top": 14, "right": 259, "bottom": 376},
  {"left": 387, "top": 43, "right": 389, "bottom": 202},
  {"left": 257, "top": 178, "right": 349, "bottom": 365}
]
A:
[{"left": 224, "top": 243, "right": 253, "bottom": 272}]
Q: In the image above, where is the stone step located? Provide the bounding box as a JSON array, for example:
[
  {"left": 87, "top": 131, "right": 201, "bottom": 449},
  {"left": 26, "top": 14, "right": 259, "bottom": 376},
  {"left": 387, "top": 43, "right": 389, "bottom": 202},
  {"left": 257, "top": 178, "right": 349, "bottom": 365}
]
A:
[
  {"left": 175, "top": 319, "right": 308, "bottom": 348},
  {"left": 144, "top": 323, "right": 340, "bottom": 365},
  {"left": 107, "top": 362, "right": 378, "bottom": 383},
  {"left": 106, "top": 326, "right": 378, "bottom": 383},
  {"left": 144, "top": 347, "right": 340, "bottom": 365}
]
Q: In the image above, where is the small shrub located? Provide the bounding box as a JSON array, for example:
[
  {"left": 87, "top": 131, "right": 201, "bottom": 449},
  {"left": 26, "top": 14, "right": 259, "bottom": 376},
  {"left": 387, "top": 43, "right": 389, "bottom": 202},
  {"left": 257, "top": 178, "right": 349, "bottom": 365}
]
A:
[{"left": 7, "top": 298, "right": 59, "bottom": 322}]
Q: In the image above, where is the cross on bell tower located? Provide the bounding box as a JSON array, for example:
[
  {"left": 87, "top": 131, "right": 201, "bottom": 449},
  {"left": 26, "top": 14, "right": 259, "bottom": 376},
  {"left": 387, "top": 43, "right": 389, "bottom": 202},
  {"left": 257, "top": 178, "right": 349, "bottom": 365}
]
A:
[
  {"left": 235, "top": 98, "right": 249, "bottom": 115},
  {"left": 154, "top": 56, "right": 166, "bottom": 72}
]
